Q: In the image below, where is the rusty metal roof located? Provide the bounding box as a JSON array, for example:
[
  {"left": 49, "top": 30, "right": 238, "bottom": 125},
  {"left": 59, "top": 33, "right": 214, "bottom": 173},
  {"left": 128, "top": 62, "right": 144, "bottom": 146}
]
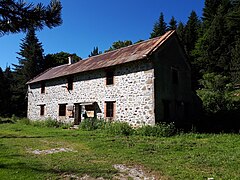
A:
[{"left": 27, "top": 30, "right": 175, "bottom": 84}]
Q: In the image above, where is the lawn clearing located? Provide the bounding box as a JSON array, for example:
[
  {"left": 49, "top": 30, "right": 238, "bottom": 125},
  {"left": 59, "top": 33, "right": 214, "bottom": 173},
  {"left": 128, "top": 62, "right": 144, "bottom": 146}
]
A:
[{"left": 0, "top": 123, "right": 240, "bottom": 179}]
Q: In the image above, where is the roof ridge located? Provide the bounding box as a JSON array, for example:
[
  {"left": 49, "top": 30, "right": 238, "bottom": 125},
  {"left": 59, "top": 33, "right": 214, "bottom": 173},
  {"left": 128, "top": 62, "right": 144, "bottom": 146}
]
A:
[{"left": 82, "top": 35, "right": 165, "bottom": 61}]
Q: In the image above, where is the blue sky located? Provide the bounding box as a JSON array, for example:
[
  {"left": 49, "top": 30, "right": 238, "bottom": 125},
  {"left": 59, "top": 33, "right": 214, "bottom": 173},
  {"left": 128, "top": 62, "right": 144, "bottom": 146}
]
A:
[{"left": 0, "top": 0, "right": 204, "bottom": 69}]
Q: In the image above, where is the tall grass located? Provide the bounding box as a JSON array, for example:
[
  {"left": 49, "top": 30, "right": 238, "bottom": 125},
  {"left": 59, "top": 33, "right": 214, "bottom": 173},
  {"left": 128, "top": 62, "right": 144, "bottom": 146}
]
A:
[
  {"left": 79, "top": 118, "right": 176, "bottom": 137},
  {"left": 17, "top": 118, "right": 72, "bottom": 129},
  {"left": 135, "top": 122, "right": 176, "bottom": 137}
]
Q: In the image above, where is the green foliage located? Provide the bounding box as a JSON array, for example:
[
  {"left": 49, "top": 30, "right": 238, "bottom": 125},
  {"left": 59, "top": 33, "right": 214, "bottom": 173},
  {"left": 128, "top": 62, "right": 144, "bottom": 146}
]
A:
[
  {"left": 197, "top": 73, "right": 239, "bottom": 113},
  {"left": 230, "top": 36, "right": 240, "bottom": 84},
  {"left": 176, "top": 21, "right": 185, "bottom": 43},
  {"left": 184, "top": 11, "right": 201, "bottom": 56},
  {"left": 136, "top": 122, "right": 176, "bottom": 137},
  {"left": 106, "top": 40, "right": 133, "bottom": 52},
  {"left": 0, "top": 68, "right": 11, "bottom": 117},
  {"left": 202, "top": 0, "right": 222, "bottom": 28},
  {"left": 79, "top": 118, "right": 106, "bottom": 131},
  {"left": 14, "top": 28, "right": 44, "bottom": 81},
  {"left": 168, "top": 16, "right": 177, "bottom": 30},
  {"left": 44, "top": 52, "right": 81, "bottom": 69},
  {"left": 89, "top": 46, "right": 102, "bottom": 57},
  {"left": 0, "top": 0, "right": 62, "bottom": 36},
  {"left": 79, "top": 118, "right": 175, "bottom": 137},
  {"left": 150, "top": 12, "right": 167, "bottom": 38},
  {"left": 104, "top": 122, "right": 134, "bottom": 136},
  {"left": 17, "top": 118, "right": 72, "bottom": 129}
]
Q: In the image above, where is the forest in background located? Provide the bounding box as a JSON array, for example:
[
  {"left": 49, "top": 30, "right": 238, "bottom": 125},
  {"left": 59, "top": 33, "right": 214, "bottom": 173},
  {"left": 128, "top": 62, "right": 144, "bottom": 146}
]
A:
[{"left": 0, "top": 0, "right": 239, "bottom": 131}]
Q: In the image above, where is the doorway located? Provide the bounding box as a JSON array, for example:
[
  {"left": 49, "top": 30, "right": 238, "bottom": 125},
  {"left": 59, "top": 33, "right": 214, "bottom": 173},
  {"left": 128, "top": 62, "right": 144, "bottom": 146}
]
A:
[{"left": 74, "top": 104, "right": 81, "bottom": 125}]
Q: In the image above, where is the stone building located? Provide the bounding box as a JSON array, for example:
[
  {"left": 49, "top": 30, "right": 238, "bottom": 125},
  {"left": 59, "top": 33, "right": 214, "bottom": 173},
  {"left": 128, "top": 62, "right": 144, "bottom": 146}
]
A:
[{"left": 27, "top": 31, "right": 197, "bottom": 127}]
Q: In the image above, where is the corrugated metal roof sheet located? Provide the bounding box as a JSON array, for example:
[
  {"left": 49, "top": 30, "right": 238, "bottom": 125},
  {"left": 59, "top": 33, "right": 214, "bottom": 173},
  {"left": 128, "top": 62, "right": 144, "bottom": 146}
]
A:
[{"left": 27, "top": 30, "right": 175, "bottom": 84}]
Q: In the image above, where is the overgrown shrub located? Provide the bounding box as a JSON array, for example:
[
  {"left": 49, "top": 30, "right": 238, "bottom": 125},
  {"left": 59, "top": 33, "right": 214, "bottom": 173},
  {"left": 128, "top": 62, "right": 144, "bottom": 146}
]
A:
[
  {"left": 17, "top": 118, "right": 72, "bottom": 129},
  {"left": 17, "top": 117, "right": 31, "bottom": 125},
  {"left": 0, "top": 117, "right": 15, "bottom": 124},
  {"left": 79, "top": 118, "right": 106, "bottom": 131},
  {"left": 136, "top": 122, "right": 176, "bottom": 137},
  {"left": 104, "top": 121, "right": 134, "bottom": 136}
]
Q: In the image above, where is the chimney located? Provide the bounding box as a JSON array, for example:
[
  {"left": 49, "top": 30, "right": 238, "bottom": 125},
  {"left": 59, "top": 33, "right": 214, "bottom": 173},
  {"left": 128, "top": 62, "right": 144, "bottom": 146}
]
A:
[{"left": 68, "top": 56, "right": 73, "bottom": 65}]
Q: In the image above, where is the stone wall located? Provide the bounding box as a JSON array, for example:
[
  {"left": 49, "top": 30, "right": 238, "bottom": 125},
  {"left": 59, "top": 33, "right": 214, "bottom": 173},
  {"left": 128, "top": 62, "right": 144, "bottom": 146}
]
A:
[{"left": 27, "top": 59, "right": 155, "bottom": 127}]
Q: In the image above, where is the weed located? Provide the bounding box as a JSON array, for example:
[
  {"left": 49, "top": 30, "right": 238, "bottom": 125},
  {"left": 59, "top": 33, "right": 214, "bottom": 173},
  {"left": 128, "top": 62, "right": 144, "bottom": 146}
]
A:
[
  {"left": 104, "top": 121, "right": 134, "bottom": 136},
  {"left": 79, "top": 118, "right": 106, "bottom": 130},
  {"left": 136, "top": 122, "right": 176, "bottom": 137}
]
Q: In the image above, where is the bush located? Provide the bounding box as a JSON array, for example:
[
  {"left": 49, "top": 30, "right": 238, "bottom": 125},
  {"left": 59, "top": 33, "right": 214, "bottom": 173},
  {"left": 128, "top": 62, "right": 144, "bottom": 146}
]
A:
[
  {"left": 105, "top": 121, "right": 134, "bottom": 136},
  {"left": 17, "top": 117, "right": 31, "bottom": 125},
  {"left": 17, "top": 118, "right": 72, "bottom": 128},
  {"left": 79, "top": 118, "right": 106, "bottom": 131},
  {"left": 136, "top": 122, "right": 176, "bottom": 137}
]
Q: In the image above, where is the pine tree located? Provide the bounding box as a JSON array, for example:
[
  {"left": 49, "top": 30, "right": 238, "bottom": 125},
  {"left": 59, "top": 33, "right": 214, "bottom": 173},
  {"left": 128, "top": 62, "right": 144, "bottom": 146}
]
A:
[
  {"left": 168, "top": 16, "right": 177, "bottom": 30},
  {"left": 0, "top": 68, "right": 6, "bottom": 116},
  {"left": 150, "top": 12, "right": 167, "bottom": 38},
  {"left": 184, "top": 11, "right": 201, "bottom": 57},
  {"left": 11, "top": 28, "right": 44, "bottom": 116},
  {"left": 230, "top": 36, "right": 240, "bottom": 84},
  {"left": 176, "top": 22, "right": 185, "bottom": 44},
  {"left": 202, "top": 0, "right": 222, "bottom": 28},
  {"left": 89, "top": 47, "right": 102, "bottom": 57},
  {"left": 0, "top": 0, "right": 62, "bottom": 36},
  {"left": 0, "top": 67, "right": 12, "bottom": 116},
  {"left": 13, "top": 28, "right": 44, "bottom": 81},
  {"left": 192, "top": 0, "right": 236, "bottom": 88}
]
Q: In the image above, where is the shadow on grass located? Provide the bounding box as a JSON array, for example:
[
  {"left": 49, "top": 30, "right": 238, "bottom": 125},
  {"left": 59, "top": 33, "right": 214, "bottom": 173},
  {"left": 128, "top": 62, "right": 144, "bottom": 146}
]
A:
[
  {"left": 0, "top": 161, "right": 116, "bottom": 179},
  {"left": 0, "top": 134, "right": 53, "bottom": 138}
]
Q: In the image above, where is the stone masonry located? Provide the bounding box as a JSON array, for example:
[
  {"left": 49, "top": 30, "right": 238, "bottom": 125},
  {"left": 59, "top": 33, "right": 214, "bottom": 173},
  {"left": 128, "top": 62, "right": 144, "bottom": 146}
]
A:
[{"left": 27, "top": 60, "right": 155, "bottom": 127}]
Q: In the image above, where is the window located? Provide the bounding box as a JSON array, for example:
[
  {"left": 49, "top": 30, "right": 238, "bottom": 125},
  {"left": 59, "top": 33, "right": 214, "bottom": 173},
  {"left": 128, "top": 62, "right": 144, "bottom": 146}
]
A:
[
  {"left": 67, "top": 77, "right": 73, "bottom": 90},
  {"left": 106, "top": 70, "right": 114, "bottom": 85},
  {"left": 172, "top": 68, "right": 178, "bottom": 84},
  {"left": 105, "top": 101, "right": 114, "bottom": 118},
  {"left": 41, "top": 82, "right": 45, "bottom": 93},
  {"left": 59, "top": 104, "right": 66, "bottom": 116},
  {"left": 40, "top": 105, "right": 45, "bottom": 116}
]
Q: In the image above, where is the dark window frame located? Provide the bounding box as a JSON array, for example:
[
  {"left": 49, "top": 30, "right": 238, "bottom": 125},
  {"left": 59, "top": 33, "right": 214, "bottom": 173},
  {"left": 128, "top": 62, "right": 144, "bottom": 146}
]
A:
[
  {"left": 67, "top": 76, "right": 73, "bottom": 90},
  {"left": 106, "top": 70, "right": 114, "bottom": 85},
  {"left": 40, "top": 105, "right": 45, "bottom": 116},
  {"left": 105, "top": 101, "right": 115, "bottom": 118},
  {"left": 59, "top": 104, "right": 66, "bottom": 116},
  {"left": 41, "top": 81, "right": 45, "bottom": 94}
]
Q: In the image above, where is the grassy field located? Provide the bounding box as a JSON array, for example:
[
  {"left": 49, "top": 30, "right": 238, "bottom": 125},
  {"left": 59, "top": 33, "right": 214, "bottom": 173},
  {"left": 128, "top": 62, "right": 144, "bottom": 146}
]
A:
[{"left": 0, "top": 122, "right": 240, "bottom": 179}]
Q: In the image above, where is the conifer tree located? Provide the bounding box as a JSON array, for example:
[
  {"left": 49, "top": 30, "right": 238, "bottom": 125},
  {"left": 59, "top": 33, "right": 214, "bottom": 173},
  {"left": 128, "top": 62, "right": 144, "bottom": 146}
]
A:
[
  {"left": 0, "top": 67, "right": 12, "bottom": 116},
  {"left": 11, "top": 28, "right": 44, "bottom": 116},
  {"left": 202, "top": 0, "right": 222, "bottom": 28},
  {"left": 13, "top": 28, "right": 44, "bottom": 81},
  {"left": 168, "top": 16, "right": 177, "bottom": 30},
  {"left": 230, "top": 37, "right": 240, "bottom": 83},
  {"left": 0, "top": 0, "right": 62, "bottom": 36},
  {"left": 150, "top": 12, "right": 167, "bottom": 38},
  {"left": 176, "top": 21, "right": 185, "bottom": 44},
  {"left": 184, "top": 11, "right": 201, "bottom": 57},
  {"left": 89, "top": 47, "right": 102, "bottom": 57}
]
